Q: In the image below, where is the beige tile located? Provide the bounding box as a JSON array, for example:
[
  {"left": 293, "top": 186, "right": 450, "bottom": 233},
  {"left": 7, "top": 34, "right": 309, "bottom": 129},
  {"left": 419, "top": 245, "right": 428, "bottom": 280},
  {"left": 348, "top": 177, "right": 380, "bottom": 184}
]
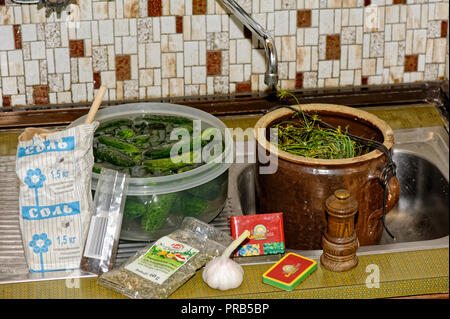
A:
[
  {"left": 432, "top": 38, "right": 446, "bottom": 63},
  {"left": 392, "top": 24, "right": 406, "bottom": 41},
  {"left": 384, "top": 42, "right": 398, "bottom": 67},
  {"left": 340, "top": 70, "right": 354, "bottom": 86},
  {"left": 297, "top": 47, "right": 311, "bottom": 72},
  {"left": 281, "top": 36, "right": 296, "bottom": 62},
  {"left": 362, "top": 58, "right": 376, "bottom": 76},
  {"left": 435, "top": 2, "right": 449, "bottom": 20},
  {"left": 348, "top": 45, "right": 362, "bottom": 69},
  {"left": 385, "top": 5, "right": 399, "bottom": 24},
  {"left": 161, "top": 53, "right": 177, "bottom": 78},
  {"left": 406, "top": 4, "right": 421, "bottom": 30},
  {"left": 412, "top": 30, "right": 427, "bottom": 54},
  {"left": 93, "top": 1, "right": 109, "bottom": 20}
]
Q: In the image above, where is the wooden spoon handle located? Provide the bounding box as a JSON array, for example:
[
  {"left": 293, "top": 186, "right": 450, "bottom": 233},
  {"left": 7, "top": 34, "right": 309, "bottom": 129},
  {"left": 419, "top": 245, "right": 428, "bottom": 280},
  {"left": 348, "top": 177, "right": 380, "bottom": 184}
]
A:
[{"left": 85, "top": 86, "right": 106, "bottom": 124}]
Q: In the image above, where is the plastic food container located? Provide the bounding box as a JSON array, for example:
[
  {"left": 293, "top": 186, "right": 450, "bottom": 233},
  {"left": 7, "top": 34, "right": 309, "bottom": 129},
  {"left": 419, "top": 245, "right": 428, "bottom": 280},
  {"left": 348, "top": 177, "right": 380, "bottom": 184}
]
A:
[{"left": 71, "top": 102, "right": 233, "bottom": 241}]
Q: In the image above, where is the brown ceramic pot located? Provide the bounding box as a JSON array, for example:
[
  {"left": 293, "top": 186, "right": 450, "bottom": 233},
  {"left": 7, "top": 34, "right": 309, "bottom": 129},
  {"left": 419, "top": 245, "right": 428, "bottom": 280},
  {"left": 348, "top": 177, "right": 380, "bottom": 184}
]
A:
[{"left": 254, "top": 104, "right": 400, "bottom": 250}]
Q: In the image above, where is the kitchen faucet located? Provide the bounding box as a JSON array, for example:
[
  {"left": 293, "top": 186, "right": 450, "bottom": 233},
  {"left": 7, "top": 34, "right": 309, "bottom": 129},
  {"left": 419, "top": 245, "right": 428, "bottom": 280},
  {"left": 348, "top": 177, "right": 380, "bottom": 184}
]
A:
[{"left": 218, "top": 0, "right": 279, "bottom": 90}]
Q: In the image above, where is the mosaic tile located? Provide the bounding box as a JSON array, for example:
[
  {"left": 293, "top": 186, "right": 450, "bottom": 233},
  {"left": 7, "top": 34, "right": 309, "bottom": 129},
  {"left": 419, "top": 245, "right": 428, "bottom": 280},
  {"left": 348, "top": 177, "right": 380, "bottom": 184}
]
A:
[
  {"left": 116, "top": 55, "right": 131, "bottom": 81},
  {"left": 206, "top": 32, "right": 229, "bottom": 50},
  {"left": 44, "top": 23, "right": 61, "bottom": 48},
  {"left": 161, "top": 53, "right": 177, "bottom": 78},
  {"left": 69, "top": 40, "right": 85, "bottom": 58},
  {"left": 326, "top": 34, "right": 340, "bottom": 60},
  {"left": 369, "top": 32, "right": 384, "bottom": 58},
  {"left": 404, "top": 54, "right": 418, "bottom": 72},
  {"left": 235, "top": 81, "right": 251, "bottom": 93},
  {"left": 124, "top": 79, "right": 139, "bottom": 98},
  {"left": 206, "top": 51, "right": 222, "bottom": 76},
  {"left": 24, "top": 60, "right": 39, "bottom": 85},
  {"left": 124, "top": 0, "right": 139, "bottom": 18},
  {"left": 92, "top": 46, "right": 108, "bottom": 72},
  {"left": 48, "top": 74, "right": 64, "bottom": 92},
  {"left": 176, "top": 15, "right": 183, "bottom": 33},
  {"left": 147, "top": 0, "right": 162, "bottom": 17},
  {"left": 213, "top": 76, "right": 228, "bottom": 94},
  {"left": 193, "top": 0, "right": 207, "bottom": 15},
  {"left": 441, "top": 20, "right": 448, "bottom": 38},
  {"left": 12, "top": 24, "right": 21, "bottom": 50},
  {"left": 33, "top": 85, "right": 49, "bottom": 105}
]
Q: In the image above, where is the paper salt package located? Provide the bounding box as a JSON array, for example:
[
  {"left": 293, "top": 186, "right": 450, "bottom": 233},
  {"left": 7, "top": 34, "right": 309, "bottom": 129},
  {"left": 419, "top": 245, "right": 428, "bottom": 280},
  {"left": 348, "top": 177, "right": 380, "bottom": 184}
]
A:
[{"left": 15, "top": 122, "right": 99, "bottom": 272}]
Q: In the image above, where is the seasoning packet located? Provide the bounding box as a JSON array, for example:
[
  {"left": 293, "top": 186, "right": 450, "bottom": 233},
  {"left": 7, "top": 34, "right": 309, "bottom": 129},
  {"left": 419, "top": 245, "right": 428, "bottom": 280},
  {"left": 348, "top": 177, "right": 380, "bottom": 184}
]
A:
[
  {"left": 15, "top": 122, "right": 99, "bottom": 273},
  {"left": 80, "top": 169, "right": 129, "bottom": 275},
  {"left": 262, "top": 253, "right": 317, "bottom": 291},
  {"left": 97, "top": 217, "right": 233, "bottom": 299},
  {"left": 230, "top": 213, "right": 285, "bottom": 257}
]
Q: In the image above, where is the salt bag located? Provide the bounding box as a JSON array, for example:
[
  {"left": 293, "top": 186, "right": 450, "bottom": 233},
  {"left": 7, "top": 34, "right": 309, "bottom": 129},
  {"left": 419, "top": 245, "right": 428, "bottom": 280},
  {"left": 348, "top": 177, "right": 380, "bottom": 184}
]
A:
[{"left": 15, "top": 122, "right": 99, "bottom": 273}]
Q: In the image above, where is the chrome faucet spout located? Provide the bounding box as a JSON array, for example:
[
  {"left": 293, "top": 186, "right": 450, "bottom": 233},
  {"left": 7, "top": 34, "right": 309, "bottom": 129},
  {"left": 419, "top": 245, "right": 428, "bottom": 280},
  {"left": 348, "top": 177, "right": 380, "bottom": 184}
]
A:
[{"left": 219, "top": 0, "right": 278, "bottom": 89}]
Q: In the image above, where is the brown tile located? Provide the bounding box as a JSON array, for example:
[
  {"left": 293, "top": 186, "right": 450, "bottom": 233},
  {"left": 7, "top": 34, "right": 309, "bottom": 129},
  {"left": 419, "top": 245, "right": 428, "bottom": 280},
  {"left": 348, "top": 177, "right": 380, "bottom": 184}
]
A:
[
  {"left": 116, "top": 55, "right": 131, "bottom": 81},
  {"left": 33, "top": 86, "right": 49, "bottom": 105},
  {"left": 148, "top": 0, "right": 162, "bottom": 17},
  {"left": 404, "top": 55, "right": 418, "bottom": 72},
  {"left": 2, "top": 96, "right": 11, "bottom": 107},
  {"left": 236, "top": 82, "right": 251, "bottom": 93},
  {"left": 206, "top": 51, "right": 222, "bottom": 76},
  {"left": 296, "top": 72, "right": 303, "bottom": 88},
  {"left": 393, "top": 0, "right": 406, "bottom": 4},
  {"left": 0, "top": 0, "right": 5, "bottom": 6},
  {"left": 69, "top": 40, "right": 84, "bottom": 58},
  {"left": 441, "top": 20, "right": 448, "bottom": 38},
  {"left": 93, "top": 72, "right": 101, "bottom": 89},
  {"left": 193, "top": 0, "right": 207, "bottom": 15},
  {"left": 326, "top": 34, "right": 340, "bottom": 60},
  {"left": 297, "top": 10, "right": 311, "bottom": 28},
  {"left": 13, "top": 25, "right": 22, "bottom": 50},
  {"left": 364, "top": 0, "right": 371, "bottom": 6},
  {"left": 176, "top": 15, "right": 183, "bottom": 33},
  {"left": 361, "top": 76, "right": 368, "bottom": 85}
]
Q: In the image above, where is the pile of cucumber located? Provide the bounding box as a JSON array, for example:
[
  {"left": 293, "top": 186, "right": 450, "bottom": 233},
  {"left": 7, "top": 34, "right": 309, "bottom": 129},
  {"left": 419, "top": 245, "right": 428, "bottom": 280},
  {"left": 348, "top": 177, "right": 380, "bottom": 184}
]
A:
[{"left": 93, "top": 115, "right": 217, "bottom": 178}]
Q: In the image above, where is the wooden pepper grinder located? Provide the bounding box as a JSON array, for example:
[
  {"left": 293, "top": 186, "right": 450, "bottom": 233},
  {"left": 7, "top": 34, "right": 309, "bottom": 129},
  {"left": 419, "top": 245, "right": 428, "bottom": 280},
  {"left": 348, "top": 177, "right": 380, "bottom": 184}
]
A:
[{"left": 320, "top": 189, "right": 359, "bottom": 272}]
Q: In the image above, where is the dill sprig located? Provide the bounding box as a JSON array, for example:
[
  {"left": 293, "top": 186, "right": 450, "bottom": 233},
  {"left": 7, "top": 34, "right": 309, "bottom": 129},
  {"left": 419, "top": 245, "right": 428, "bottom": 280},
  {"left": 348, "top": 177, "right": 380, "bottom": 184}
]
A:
[{"left": 274, "top": 89, "right": 370, "bottom": 159}]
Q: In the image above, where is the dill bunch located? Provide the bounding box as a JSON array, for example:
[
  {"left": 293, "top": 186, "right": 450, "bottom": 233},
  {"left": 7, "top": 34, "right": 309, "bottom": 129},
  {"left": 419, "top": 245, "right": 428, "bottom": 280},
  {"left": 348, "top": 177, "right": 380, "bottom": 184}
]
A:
[{"left": 273, "top": 89, "right": 370, "bottom": 159}]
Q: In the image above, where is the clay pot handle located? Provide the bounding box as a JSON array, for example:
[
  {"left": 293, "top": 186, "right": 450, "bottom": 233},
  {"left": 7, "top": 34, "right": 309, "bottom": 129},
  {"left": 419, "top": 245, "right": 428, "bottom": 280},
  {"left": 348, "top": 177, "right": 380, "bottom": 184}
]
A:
[
  {"left": 368, "top": 175, "right": 400, "bottom": 221},
  {"left": 384, "top": 176, "right": 400, "bottom": 213}
]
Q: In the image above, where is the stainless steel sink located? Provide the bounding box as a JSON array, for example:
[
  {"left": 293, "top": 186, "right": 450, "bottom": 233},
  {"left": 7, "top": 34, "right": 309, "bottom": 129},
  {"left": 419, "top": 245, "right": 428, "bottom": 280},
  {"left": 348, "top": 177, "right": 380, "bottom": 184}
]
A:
[{"left": 229, "top": 126, "right": 449, "bottom": 263}]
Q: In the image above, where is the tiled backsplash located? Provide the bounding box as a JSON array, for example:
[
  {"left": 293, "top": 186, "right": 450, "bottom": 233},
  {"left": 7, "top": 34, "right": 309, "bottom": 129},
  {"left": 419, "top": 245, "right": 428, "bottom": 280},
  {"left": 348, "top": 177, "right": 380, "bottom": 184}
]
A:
[{"left": 0, "top": 0, "right": 448, "bottom": 107}]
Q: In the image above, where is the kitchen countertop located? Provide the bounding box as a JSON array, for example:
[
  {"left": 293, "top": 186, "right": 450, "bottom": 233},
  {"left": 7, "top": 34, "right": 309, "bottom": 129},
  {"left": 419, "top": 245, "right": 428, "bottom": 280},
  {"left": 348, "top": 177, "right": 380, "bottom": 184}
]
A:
[{"left": 0, "top": 103, "right": 448, "bottom": 299}]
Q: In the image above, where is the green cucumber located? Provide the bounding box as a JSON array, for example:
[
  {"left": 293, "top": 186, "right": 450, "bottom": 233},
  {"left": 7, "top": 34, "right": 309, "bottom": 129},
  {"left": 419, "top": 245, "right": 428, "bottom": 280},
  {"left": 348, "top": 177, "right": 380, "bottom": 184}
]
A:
[
  {"left": 117, "top": 128, "right": 135, "bottom": 139},
  {"left": 143, "top": 151, "right": 202, "bottom": 171},
  {"left": 98, "top": 136, "right": 140, "bottom": 155},
  {"left": 95, "top": 119, "right": 133, "bottom": 133},
  {"left": 171, "top": 194, "right": 208, "bottom": 217},
  {"left": 142, "top": 115, "right": 193, "bottom": 126},
  {"left": 144, "top": 127, "right": 217, "bottom": 159},
  {"left": 140, "top": 193, "right": 177, "bottom": 232},
  {"left": 94, "top": 147, "right": 138, "bottom": 167},
  {"left": 124, "top": 198, "right": 147, "bottom": 219}
]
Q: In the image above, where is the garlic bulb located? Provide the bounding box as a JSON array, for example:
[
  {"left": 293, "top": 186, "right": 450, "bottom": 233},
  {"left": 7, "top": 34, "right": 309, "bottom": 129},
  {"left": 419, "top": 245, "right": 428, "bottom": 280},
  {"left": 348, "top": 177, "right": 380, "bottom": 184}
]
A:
[{"left": 202, "top": 230, "right": 250, "bottom": 291}]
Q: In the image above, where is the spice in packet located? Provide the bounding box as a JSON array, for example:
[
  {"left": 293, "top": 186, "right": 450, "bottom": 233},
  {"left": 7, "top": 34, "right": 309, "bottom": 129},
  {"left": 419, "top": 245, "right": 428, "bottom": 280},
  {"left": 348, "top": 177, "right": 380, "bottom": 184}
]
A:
[
  {"left": 80, "top": 169, "right": 129, "bottom": 275},
  {"left": 230, "top": 213, "right": 285, "bottom": 257},
  {"left": 97, "top": 217, "right": 233, "bottom": 299}
]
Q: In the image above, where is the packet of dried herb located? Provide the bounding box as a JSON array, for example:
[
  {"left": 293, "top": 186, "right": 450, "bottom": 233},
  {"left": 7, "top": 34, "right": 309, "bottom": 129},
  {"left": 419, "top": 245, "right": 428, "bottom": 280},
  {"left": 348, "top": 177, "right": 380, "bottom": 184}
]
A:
[{"left": 97, "top": 217, "right": 233, "bottom": 299}]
